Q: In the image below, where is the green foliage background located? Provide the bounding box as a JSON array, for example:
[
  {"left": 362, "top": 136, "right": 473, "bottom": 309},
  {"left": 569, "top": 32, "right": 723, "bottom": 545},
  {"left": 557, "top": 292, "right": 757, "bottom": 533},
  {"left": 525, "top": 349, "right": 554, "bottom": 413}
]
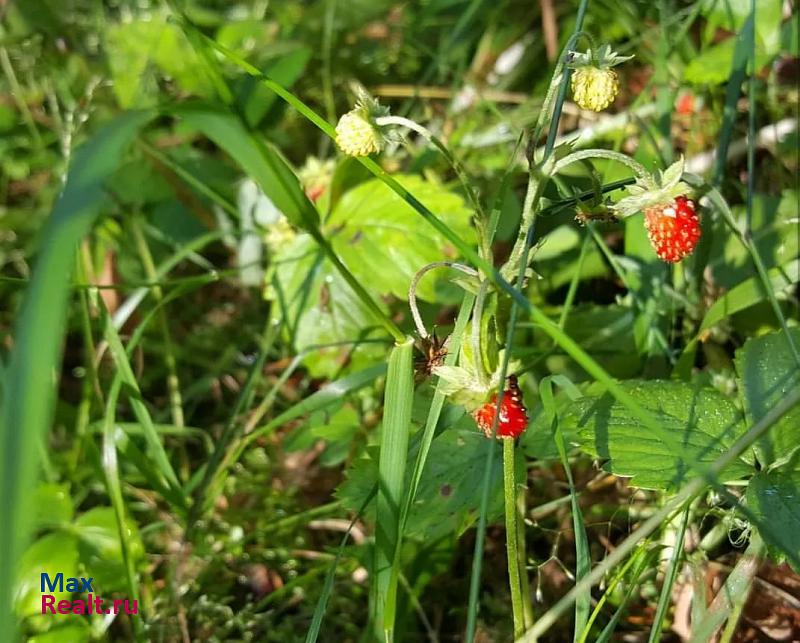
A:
[{"left": 0, "top": 0, "right": 798, "bottom": 641}]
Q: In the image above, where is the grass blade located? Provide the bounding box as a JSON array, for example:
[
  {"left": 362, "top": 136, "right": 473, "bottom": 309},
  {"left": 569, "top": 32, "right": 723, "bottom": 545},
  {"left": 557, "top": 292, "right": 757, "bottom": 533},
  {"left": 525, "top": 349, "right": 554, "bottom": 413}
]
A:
[
  {"left": 689, "top": 532, "right": 764, "bottom": 643},
  {"left": 375, "top": 337, "right": 415, "bottom": 640},
  {"left": 101, "top": 377, "right": 145, "bottom": 641},
  {"left": 101, "top": 303, "right": 185, "bottom": 506},
  {"left": 647, "top": 505, "right": 691, "bottom": 643},
  {"left": 713, "top": 10, "right": 755, "bottom": 186},
  {"left": 541, "top": 377, "right": 590, "bottom": 640},
  {"left": 0, "top": 110, "right": 153, "bottom": 642},
  {"left": 305, "top": 488, "right": 377, "bottom": 643}
]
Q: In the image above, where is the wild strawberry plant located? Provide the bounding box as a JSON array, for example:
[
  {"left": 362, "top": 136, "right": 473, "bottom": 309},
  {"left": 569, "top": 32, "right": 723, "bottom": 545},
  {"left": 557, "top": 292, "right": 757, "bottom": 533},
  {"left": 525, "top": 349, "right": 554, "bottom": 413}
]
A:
[{"left": 0, "top": 2, "right": 798, "bottom": 643}]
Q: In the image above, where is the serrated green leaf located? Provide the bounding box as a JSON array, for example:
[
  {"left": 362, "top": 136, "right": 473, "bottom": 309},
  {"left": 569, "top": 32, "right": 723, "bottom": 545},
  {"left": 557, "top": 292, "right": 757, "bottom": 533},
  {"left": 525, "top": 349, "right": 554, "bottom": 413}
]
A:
[
  {"left": 735, "top": 328, "right": 800, "bottom": 468},
  {"left": 268, "top": 233, "right": 386, "bottom": 378},
  {"left": 569, "top": 381, "right": 751, "bottom": 489},
  {"left": 338, "top": 425, "right": 504, "bottom": 541},
  {"left": 747, "top": 469, "right": 800, "bottom": 571},
  {"left": 327, "top": 175, "right": 475, "bottom": 301},
  {"left": 660, "top": 157, "right": 684, "bottom": 187}
]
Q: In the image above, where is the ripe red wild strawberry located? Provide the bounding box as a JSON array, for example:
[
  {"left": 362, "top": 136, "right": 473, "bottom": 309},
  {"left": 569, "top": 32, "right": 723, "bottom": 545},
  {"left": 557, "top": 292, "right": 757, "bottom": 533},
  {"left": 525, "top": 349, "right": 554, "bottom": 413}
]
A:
[
  {"left": 473, "top": 375, "right": 528, "bottom": 439},
  {"left": 644, "top": 196, "right": 701, "bottom": 263}
]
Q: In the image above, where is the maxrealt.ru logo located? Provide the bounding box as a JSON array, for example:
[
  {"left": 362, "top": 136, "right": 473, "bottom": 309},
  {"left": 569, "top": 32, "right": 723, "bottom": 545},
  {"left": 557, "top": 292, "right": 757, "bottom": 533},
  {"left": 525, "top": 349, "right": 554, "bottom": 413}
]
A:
[{"left": 40, "top": 573, "right": 138, "bottom": 615}]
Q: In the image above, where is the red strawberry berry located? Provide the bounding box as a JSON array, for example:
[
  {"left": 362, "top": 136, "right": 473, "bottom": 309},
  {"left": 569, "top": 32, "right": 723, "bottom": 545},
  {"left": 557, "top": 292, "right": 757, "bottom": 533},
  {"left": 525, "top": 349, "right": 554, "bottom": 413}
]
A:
[
  {"left": 473, "top": 375, "right": 528, "bottom": 439},
  {"left": 644, "top": 196, "right": 701, "bottom": 263}
]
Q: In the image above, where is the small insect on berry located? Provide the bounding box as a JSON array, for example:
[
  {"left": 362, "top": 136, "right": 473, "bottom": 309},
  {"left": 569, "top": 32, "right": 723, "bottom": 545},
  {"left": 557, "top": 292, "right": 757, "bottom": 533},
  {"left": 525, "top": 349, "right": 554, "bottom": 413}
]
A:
[
  {"left": 473, "top": 375, "right": 528, "bottom": 439},
  {"left": 644, "top": 196, "right": 702, "bottom": 263},
  {"left": 414, "top": 330, "right": 449, "bottom": 381}
]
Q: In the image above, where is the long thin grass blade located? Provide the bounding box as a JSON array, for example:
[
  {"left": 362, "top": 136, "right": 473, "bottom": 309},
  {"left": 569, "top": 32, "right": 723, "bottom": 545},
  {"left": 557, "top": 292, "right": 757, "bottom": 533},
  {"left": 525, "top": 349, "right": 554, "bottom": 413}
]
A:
[
  {"left": 0, "top": 111, "right": 153, "bottom": 642},
  {"left": 101, "top": 377, "right": 146, "bottom": 641},
  {"left": 647, "top": 506, "right": 691, "bottom": 643},
  {"left": 101, "top": 303, "right": 185, "bottom": 505},
  {"left": 374, "top": 337, "right": 415, "bottom": 641},
  {"left": 541, "top": 377, "right": 590, "bottom": 640},
  {"left": 689, "top": 532, "right": 765, "bottom": 643}
]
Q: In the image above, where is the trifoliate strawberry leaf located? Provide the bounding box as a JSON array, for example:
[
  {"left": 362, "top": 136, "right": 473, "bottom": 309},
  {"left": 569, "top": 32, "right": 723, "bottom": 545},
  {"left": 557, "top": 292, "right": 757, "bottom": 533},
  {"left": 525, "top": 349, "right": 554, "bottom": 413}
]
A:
[
  {"left": 326, "top": 175, "right": 475, "bottom": 302},
  {"left": 566, "top": 380, "right": 752, "bottom": 490},
  {"left": 735, "top": 327, "right": 800, "bottom": 468}
]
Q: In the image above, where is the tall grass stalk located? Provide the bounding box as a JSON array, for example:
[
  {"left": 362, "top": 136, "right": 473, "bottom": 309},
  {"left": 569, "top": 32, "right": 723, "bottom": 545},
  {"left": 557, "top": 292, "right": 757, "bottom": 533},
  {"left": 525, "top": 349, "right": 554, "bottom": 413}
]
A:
[{"left": 374, "top": 337, "right": 415, "bottom": 641}]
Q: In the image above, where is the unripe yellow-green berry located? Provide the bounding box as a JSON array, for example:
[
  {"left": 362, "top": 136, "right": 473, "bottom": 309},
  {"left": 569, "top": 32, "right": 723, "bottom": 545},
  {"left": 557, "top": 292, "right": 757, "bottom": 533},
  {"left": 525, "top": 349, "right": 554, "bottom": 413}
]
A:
[
  {"left": 571, "top": 66, "right": 620, "bottom": 112},
  {"left": 335, "top": 109, "right": 383, "bottom": 156}
]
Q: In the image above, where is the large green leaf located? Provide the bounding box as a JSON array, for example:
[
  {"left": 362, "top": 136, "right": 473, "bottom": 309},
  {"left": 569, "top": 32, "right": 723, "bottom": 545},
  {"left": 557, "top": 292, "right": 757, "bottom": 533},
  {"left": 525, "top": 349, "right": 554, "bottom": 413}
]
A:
[
  {"left": 267, "top": 233, "right": 386, "bottom": 378},
  {"left": 338, "top": 424, "right": 504, "bottom": 541},
  {"left": 747, "top": 469, "right": 800, "bottom": 571},
  {"left": 735, "top": 328, "right": 800, "bottom": 467},
  {"left": 14, "top": 534, "right": 80, "bottom": 619},
  {"left": 568, "top": 381, "right": 751, "bottom": 490},
  {"left": 71, "top": 508, "right": 144, "bottom": 595},
  {"left": 326, "top": 175, "right": 475, "bottom": 301}
]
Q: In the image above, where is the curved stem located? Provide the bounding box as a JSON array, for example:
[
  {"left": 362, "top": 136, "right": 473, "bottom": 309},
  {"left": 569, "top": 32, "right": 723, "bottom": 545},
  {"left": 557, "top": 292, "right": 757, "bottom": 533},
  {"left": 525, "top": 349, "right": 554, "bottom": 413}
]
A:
[
  {"left": 503, "top": 148, "right": 651, "bottom": 281},
  {"left": 504, "top": 438, "right": 525, "bottom": 639},
  {"left": 551, "top": 148, "right": 651, "bottom": 182},
  {"left": 376, "top": 115, "right": 492, "bottom": 262},
  {"left": 408, "top": 261, "right": 479, "bottom": 339}
]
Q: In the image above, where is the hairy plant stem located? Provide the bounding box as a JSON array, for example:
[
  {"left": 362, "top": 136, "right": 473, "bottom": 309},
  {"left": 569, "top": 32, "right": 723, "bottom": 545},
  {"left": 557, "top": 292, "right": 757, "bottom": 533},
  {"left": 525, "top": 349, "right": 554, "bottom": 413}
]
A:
[
  {"left": 472, "top": 279, "right": 490, "bottom": 387},
  {"left": 502, "top": 148, "right": 651, "bottom": 281},
  {"left": 408, "top": 261, "right": 478, "bottom": 339},
  {"left": 504, "top": 438, "right": 525, "bottom": 639},
  {"left": 501, "top": 169, "right": 544, "bottom": 281}
]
